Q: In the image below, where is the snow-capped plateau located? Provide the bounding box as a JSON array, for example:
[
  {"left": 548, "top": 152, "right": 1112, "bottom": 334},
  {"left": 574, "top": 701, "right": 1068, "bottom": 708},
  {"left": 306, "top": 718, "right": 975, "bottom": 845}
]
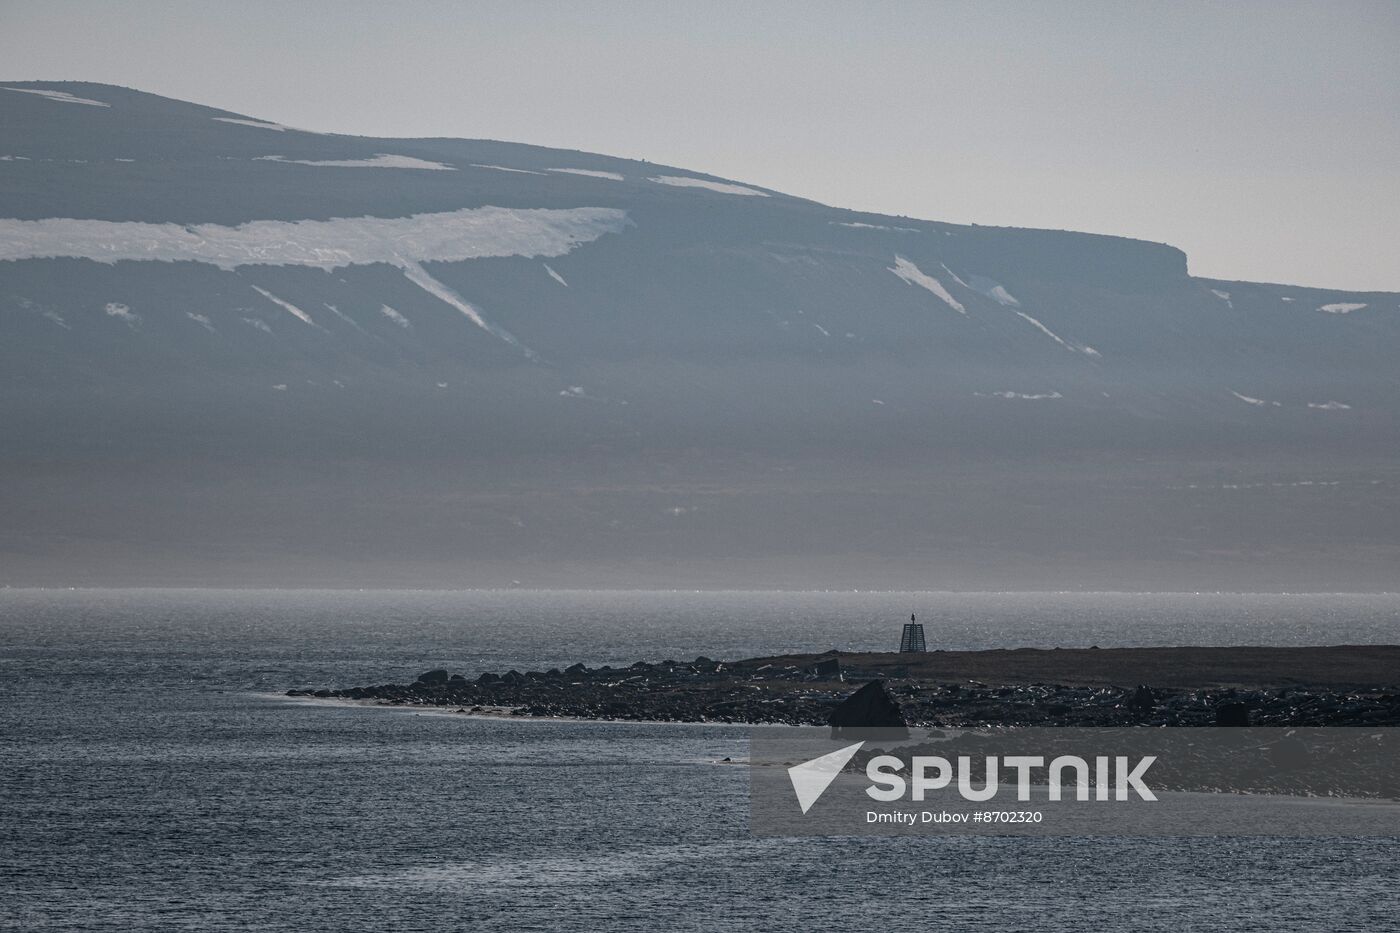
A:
[{"left": 1, "top": 81, "right": 1396, "bottom": 589}]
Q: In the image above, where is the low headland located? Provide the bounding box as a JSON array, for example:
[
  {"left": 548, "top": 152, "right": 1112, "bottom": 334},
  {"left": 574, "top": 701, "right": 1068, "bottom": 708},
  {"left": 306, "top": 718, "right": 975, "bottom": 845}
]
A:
[{"left": 288, "top": 645, "right": 1400, "bottom": 728}]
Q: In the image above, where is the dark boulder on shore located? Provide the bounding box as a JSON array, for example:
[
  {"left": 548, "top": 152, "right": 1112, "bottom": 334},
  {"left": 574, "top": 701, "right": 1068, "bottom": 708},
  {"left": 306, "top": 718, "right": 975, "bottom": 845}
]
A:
[
  {"left": 1129, "top": 684, "right": 1157, "bottom": 720},
  {"left": 416, "top": 669, "right": 450, "bottom": 685},
  {"left": 829, "top": 680, "right": 908, "bottom": 739},
  {"left": 1215, "top": 702, "right": 1252, "bottom": 727}
]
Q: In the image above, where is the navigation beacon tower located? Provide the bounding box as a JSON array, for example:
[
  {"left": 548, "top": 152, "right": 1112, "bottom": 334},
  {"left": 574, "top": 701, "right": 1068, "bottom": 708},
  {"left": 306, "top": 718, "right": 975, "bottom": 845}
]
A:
[{"left": 898, "top": 613, "right": 927, "bottom": 653}]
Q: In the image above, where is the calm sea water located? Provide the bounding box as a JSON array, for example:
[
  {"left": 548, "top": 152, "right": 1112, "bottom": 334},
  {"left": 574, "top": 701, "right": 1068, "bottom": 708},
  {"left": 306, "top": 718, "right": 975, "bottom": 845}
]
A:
[{"left": 3, "top": 589, "right": 1398, "bottom": 931}]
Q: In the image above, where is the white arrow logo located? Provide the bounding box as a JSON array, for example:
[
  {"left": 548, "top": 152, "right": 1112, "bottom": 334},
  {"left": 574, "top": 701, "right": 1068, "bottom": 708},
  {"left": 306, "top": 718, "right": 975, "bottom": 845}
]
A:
[{"left": 787, "top": 741, "right": 865, "bottom": 814}]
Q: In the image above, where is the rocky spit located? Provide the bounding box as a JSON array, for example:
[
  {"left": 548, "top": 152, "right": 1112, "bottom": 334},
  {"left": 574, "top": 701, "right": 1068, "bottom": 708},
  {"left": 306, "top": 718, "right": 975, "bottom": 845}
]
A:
[{"left": 287, "top": 646, "right": 1400, "bottom": 728}]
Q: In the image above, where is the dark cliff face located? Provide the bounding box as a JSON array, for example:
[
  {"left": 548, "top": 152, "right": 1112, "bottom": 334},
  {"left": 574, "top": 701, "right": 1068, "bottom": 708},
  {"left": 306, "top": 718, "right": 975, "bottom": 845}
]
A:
[{"left": 1, "top": 81, "right": 1397, "bottom": 588}]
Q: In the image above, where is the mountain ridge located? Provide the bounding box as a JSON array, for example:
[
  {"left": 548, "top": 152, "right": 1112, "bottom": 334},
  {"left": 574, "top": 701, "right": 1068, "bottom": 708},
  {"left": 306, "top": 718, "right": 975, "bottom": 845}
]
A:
[{"left": 1, "top": 82, "right": 1396, "bottom": 589}]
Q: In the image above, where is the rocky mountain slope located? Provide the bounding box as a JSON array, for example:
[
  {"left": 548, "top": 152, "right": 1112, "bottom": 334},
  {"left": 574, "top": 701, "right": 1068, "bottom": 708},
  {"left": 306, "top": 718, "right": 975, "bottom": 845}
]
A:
[{"left": 1, "top": 82, "right": 1396, "bottom": 588}]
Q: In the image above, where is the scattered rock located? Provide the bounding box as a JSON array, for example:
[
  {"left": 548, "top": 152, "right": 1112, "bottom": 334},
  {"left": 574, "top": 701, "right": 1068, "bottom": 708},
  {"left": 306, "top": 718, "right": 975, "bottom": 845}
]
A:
[{"left": 1215, "top": 702, "right": 1251, "bottom": 727}]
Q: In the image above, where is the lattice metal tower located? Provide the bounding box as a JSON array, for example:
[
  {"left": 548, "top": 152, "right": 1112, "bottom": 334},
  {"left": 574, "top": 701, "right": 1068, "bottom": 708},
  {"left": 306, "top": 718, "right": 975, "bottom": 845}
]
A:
[{"left": 898, "top": 613, "right": 926, "bottom": 652}]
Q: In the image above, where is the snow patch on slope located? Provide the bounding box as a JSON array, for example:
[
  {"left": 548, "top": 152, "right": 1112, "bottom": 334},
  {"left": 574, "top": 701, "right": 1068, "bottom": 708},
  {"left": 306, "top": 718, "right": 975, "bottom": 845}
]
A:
[
  {"left": 251, "top": 286, "right": 317, "bottom": 326},
  {"left": 104, "top": 302, "right": 138, "bottom": 326},
  {"left": 398, "top": 260, "right": 537, "bottom": 360},
  {"left": 256, "top": 154, "right": 455, "bottom": 170},
  {"left": 1308, "top": 401, "right": 1352, "bottom": 410},
  {"left": 1015, "top": 311, "right": 1069, "bottom": 347},
  {"left": 940, "top": 265, "right": 970, "bottom": 289},
  {"left": 471, "top": 164, "right": 545, "bottom": 175},
  {"left": 1175, "top": 480, "right": 1347, "bottom": 491},
  {"left": 1231, "top": 390, "right": 1281, "bottom": 407},
  {"left": 322, "top": 303, "right": 369, "bottom": 334},
  {"left": 887, "top": 256, "right": 965, "bottom": 314},
  {"left": 978, "top": 390, "right": 1062, "bottom": 400},
  {"left": 1318, "top": 303, "right": 1367, "bottom": 314},
  {"left": 988, "top": 286, "right": 1022, "bottom": 308},
  {"left": 966, "top": 274, "right": 1021, "bottom": 307},
  {"left": 212, "top": 117, "right": 290, "bottom": 131},
  {"left": 186, "top": 312, "right": 216, "bottom": 333},
  {"left": 379, "top": 305, "right": 410, "bottom": 328},
  {"left": 549, "top": 168, "right": 624, "bottom": 181},
  {"left": 1013, "top": 310, "right": 1098, "bottom": 356},
  {"left": 648, "top": 175, "right": 768, "bottom": 197},
  {"left": 833, "top": 221, "right": 920, "bottom": 233},
  {"left": 0, "top": 206, "right": 629, "bottom": 270},
  {"left": 3, "top": 87, "right": 109, "bottom": 107},
  {"left": 1209, "top": 288, "right": 1233, "bottom": 307},
  {"left": 544, "top": 264, "right": 568, "bottom": 287}
]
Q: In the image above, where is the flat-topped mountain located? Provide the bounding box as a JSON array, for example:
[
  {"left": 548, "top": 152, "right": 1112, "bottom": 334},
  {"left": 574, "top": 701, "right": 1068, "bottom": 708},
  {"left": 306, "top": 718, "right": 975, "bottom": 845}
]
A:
[{"left": 1, "top": 82, "right": 1396, "bottom": 588}]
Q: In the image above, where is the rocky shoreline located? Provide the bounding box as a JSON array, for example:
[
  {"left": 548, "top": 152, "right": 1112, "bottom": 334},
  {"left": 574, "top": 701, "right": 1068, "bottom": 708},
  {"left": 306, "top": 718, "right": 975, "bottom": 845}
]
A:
[{"left": 287, "top": 645, "right": 1400, "bottom": 728}]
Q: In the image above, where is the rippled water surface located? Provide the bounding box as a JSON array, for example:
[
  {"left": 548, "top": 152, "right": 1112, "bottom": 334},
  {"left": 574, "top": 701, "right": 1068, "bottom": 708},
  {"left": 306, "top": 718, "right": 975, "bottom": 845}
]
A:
[{"left": 3, "top": 590, "right": 1397, "bottom": 930}]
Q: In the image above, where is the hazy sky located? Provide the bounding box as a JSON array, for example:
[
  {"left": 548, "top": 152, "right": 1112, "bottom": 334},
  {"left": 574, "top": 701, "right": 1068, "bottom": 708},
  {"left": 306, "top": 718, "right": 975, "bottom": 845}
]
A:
[{"left": 3, "top": 0, "right": 1397, "bottom": 290}]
